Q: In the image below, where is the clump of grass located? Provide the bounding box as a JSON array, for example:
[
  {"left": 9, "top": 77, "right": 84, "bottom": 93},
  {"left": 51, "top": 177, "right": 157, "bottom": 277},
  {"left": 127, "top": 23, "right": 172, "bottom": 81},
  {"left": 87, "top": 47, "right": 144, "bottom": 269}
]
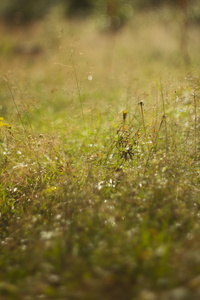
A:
[{"left": 0, "top": 78, "right": 200, "bottom": 299}]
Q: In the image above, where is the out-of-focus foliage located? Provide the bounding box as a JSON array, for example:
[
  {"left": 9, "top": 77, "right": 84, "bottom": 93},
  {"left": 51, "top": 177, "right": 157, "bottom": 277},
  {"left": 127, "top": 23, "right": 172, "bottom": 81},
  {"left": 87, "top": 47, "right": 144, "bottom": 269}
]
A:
[
  {"left": 62, "top": 0, "right": 93, "bottom": 17},
  {"left": 0, "top": 0, "right": 94, "bottom": 23},
  {"left": 0, "top": 0, "right": 54, "bottom": 23},
  {"left": 0, "top": 0, "right": 199, "bottom": 24}
]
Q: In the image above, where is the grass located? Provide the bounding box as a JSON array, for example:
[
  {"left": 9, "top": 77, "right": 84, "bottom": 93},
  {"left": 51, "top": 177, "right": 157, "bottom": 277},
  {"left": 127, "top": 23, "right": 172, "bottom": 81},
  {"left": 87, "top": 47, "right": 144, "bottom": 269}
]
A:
[{"left": 0, "top": 6, "right": 200, "bottom": 300}]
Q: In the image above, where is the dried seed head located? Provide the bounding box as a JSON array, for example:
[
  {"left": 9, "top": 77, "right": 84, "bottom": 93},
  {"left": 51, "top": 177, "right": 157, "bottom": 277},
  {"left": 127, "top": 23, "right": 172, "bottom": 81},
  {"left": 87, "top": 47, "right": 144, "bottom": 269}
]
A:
[{"left": 139, "top": 101, "right": 144, "bottom": 106}]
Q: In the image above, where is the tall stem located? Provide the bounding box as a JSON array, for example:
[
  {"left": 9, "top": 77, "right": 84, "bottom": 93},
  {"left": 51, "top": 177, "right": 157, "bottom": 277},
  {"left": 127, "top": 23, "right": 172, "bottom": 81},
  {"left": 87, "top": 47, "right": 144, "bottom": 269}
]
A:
[
  {"left": 139, "top": 101, "right": 149, "bottom": 152},
  {"left": 70, "top": 50, "right": 86, "bottom": 130},
  {"left": 194, "top": 93, "right": 197, "bottom": 157}
]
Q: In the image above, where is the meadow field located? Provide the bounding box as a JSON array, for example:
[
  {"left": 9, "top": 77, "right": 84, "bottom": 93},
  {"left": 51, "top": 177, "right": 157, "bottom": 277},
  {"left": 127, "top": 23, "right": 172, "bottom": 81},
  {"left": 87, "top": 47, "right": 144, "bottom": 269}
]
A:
[{"left": 0, "top": 6, "right": 200, "bottom": 300}]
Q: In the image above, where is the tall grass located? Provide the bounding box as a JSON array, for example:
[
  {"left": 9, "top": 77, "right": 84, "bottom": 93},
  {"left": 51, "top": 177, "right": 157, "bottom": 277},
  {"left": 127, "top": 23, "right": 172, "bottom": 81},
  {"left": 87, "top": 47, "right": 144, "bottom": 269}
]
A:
[{"left": 0, "top": 7, "right": 200, "bottom": 300}]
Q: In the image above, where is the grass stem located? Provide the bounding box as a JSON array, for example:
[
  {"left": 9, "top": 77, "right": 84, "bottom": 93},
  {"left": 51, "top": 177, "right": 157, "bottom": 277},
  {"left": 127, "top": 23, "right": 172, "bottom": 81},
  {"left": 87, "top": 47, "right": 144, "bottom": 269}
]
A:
[
  {"left": 194, "top": 93, "right": 197, "bottom": 157},
  {"left": 70, "top": 50, "right": 86, "bottom": 131},
  {"left": 156, "top": 80, "right": 168, "bottom": 150},
  {"left": 139, "top": 101, "right": 149, "bottom": 152},
  {"left": 5, "top": 77, "right": 43, "bottom": 184}
]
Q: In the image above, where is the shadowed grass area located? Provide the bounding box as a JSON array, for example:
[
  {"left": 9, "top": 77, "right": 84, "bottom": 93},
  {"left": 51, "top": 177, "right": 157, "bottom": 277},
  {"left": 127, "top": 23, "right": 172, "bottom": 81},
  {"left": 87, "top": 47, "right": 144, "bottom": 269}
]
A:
[{"left": 0, "top": 7, "right": 200, "bottom": 300}]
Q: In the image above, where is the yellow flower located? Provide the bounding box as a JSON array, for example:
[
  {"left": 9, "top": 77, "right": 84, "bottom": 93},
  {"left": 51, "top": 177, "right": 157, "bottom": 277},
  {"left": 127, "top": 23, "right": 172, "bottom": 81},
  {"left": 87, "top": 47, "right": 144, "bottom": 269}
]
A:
[
  {"left": 123, "top": 110, "right": 128, "bottom": 122},
  {"left": 0, "top": 117, "right": 9, "bottom": 128}
]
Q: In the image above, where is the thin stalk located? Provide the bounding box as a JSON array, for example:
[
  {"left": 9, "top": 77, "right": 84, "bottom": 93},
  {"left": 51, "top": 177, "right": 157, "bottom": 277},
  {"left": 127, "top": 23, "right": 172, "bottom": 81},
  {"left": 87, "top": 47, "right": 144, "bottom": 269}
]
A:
[
  {"left": 5, "top": 77, "right": 43, "bottom": 184},
  {"left": 155, "top": 115, "right": 166, "bottom": 146},
  {"left": 139, "top": 101, "right": 149, "bottom": 152},
  {"left": 156, "top": 80, "right": 168, "bottom": 150},
  {"left": 70, "top": 50, "right": 86, "bottom": 130},
  {"left": 5, "top": 77, "right": 26, "bottom": 135},
  {"left": 172, "top": 92, "right": 178, "bottom": 152},
  {"left": 145, "top": 114, "right": 165, "bottom": 167},
  {"left": 194, "top": 93, "right": 197, "bottom": 157}
]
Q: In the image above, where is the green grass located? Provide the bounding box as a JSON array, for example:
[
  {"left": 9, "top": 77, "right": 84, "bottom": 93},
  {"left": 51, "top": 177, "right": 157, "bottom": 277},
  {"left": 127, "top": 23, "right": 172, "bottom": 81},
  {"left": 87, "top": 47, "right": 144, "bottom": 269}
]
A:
[{"left": 0, "top": 7, "right": 200, "bottom": 300}]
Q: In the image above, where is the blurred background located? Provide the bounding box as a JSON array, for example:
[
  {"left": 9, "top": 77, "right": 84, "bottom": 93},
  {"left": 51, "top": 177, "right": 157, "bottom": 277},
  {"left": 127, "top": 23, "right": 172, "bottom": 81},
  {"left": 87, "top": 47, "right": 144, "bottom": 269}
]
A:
[
  {"left": 0, "top": 0, "right": 199, "bottom": 26},
  {"left": 0, "top": 0, "right": 199, "bottom": 125}
]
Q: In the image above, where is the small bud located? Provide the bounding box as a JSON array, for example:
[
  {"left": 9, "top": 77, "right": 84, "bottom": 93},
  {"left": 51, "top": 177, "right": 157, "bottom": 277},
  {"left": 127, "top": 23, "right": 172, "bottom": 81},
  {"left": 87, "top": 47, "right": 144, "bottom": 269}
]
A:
[{"left": 123, "top": 110, "right": 127, "bottom": 122}]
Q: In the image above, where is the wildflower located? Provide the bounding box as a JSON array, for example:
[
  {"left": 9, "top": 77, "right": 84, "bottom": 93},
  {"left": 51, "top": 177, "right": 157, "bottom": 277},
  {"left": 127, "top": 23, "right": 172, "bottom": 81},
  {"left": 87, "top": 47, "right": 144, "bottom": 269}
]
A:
[
  {"left": 123, "top": 110, "right": 127, "bottom": 122},
  {"left": 0, "top": 117, "right": 8, "bottom": 128}
]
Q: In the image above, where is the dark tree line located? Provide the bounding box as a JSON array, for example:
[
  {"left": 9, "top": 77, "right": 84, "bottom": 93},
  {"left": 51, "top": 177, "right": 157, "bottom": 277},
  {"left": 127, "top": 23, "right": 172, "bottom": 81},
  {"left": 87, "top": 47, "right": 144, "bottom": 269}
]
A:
[{"left": 0, "top": 0, "right": 194, "bottom": 25}]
